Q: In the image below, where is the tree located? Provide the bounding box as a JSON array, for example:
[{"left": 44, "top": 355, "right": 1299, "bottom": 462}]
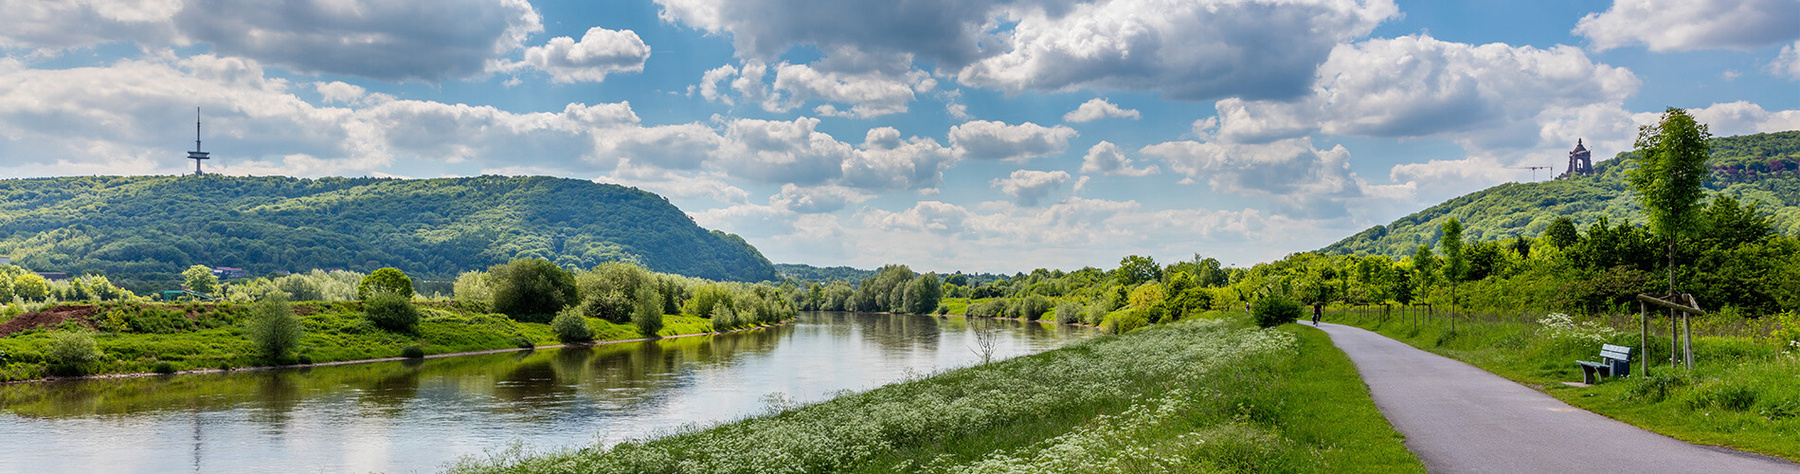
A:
[
  {"left": 632, "top": 284, "right": 664, "bottom": 337},
  {"left": 46, "top": 331, "right": 104, "bottom": 376},
  {"left": 183, "top": 265, "right": 218, "bottom": 295},
  {"left": 551, "top": 307, "right": 594, "bottom": 343},
  {"left": 357, "top": 267, "right": 414, "bottom": 300},
  {"left": 1114, "top": 255, "right": 1161, "bottom": 286},
  {"left": 245, "top": 294, "right": 303, "bottom": 362},
  {"left": 13, "top": 273, "right": 48, "bottom": 301},
  {"left": 1440, "top": 218, "right": 1467, "bottom": 310},
  {"left": 490, "top": 258, "right": 578, "bottom": 321},
  {"left": 1629, "top": 107, "right": 1712, "bottom": 295},
  {"left": 1545, "top": 217, "right": 1580, "bottom": 249},
  {"left": 364, "top": 291, "right": 420, "bottom": 332},
  {"left": 901, "top": 273, "right": 942, "bottom": 314},
  {"left": 1251, "top": 295, "right": 1302, "bottom": 328}
]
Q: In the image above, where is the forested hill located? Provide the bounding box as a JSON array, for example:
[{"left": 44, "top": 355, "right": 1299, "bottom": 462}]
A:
[
  {"left": 1321, "top": 130, "right": 1800, "bottom": 257},
  {"left": 0, "top": 175, "right": 777, "bottom": 289}
]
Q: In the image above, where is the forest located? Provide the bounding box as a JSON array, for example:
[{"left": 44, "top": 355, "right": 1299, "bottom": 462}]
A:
[{"left": 0, "top": 175, "right": 777, "bottom": 293}]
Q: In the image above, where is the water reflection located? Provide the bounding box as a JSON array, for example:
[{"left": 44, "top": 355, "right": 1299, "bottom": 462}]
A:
[{"left": 0, "top": 312, "right": 1093, "bottom": 473}]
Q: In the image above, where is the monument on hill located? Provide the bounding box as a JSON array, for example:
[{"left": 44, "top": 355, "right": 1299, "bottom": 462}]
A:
[{"left": 1557, "top": 139, "right": 1593, "bottom": 179}]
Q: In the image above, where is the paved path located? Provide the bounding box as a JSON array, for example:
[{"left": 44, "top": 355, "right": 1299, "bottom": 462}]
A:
[{"left": 1314, "top": 322, "right": 1797, "bottom": 473}]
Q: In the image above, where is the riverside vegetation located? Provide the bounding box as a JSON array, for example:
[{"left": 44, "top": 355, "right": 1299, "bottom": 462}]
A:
[
  {"left": 450, "top": 314, "right": 1421, "bottom": 473},
  {"left": 0, "top": 258, "right": 797, "bottom": 381}
]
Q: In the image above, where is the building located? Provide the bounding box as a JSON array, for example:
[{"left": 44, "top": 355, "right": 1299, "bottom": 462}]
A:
[
  {"left": 35, "top": 272, "right": 69, "bottom": 281},
  {"left": 1557, "top": 139, "right": 1594, "bottom": 179},
  {"left": 212, "top": 267, "right": 250, "bottom": 279},
  {"left": 0, "top": 256, "right": 10, "bottom": 266}
]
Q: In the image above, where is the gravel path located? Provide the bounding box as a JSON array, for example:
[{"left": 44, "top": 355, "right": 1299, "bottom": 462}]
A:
[{"left": 1315, "top": 322, "right": 1797, "bottom": 473}]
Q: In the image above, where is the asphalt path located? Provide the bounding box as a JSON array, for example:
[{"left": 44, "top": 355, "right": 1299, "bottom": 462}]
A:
[{"left": 1314, "top": 321, "right": 1797, "bottom": 473}]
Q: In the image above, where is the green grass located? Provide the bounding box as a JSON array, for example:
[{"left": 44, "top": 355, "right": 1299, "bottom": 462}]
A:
[
  {"left": 1327, "top": 308, "right": 1800, "bottom": 461},
  {"left": 0, "top": 301, "right": 716, "bottom": 381},
  {"left": 448, "top": 313, "right": 1421, "bottom": 473}
]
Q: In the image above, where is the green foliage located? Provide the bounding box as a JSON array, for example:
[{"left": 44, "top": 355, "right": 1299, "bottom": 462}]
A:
[
  {"left": 578, "top": 290, "right": 633, "bottom": 324},
  {"left": 490, "top": 258, "right": 577, "bottom": 322},
  {"left": 151, "top": 361, "right": 176, "bottom": 374},
  {"left": 363, "top": 291, "right": 420, "bottom": 333},
  {"left": 0, "top": 175, "right": 777, "bottom": 294},
  {"left": 1631, "top": 108, "right": 1714, "bottom": 246},
  {"left": 550, "top": 307, "right": 594, "bottom": 343},
  {"left": 1101, "top": 309, "right": 1150, "bottom": 334},
  {"left": 850, "top": 265, "right": 918, "bottom": 312},
  {"left": 1251, "top": 296, "right": 1302, "bottom": 328},
  {"left": 453, "top": 271, "right": 492, "bottom": 306},
  {"left": 631, "top": 285, "right": 663, "bottom": 337},
  {"left": 46, "top": 331, "right": 103, "bottom": 376},
  {"left": 1115, "top": 255, "right": 1162, "bottom": 286},
  {"left": 14, "top": 273, "right": 48, "bottom": 301},
  {"left": 275, "top": 274, "right": 324, "bottom": 301},
  {"left": 182, "top": 265, "right": 218, "bottom": 295},
  {"left": 357, "top": 267, "right": 414, "bottom": 300},
  {"left": 400, "top": 345, "right": 425, "bottom": 359},
  {"left": 901, "top": 273, "right": 942, "bottom": 314},
  {"left": 244, "top": 295, "right": 303, "bottom": 362},
  {"left": 1545, "top": 217, "right": 1580, "bottom": 249},
  {"left": 1053, "top": 301, "right": 1083, "bottom": 324}
]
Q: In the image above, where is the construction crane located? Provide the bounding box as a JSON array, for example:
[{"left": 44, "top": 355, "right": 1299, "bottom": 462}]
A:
[{"left": 1510, "top": 165, "right": 1553, "bottom": 181}]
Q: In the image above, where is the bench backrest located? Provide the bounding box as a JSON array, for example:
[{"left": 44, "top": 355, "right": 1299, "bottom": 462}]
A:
[{"left": 1600, "top": 344, "right": 1632, "bottom": 362}]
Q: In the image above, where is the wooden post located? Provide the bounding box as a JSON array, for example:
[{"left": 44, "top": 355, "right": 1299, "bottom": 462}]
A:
[
  {"left": 1669, "top": 306, "right": 1677, "bottom": 370},
  {"left": 1639, "top": 301, "right": 1648, "bottom": 377}
]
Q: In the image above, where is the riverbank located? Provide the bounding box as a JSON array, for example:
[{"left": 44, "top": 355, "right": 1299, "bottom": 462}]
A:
[
  {"left": 1326, "top": 309, "right": 1800, "bottom": 461},
  {"left": 0, "top": 301, "right": 765, "bottom": 383},
  {"left": 448, "top": 313, "right": 1421, "bottom": 473}
]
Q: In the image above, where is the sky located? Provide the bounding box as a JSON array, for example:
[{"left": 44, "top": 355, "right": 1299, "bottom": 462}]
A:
[{"left": 1, "top": 0, "right": 1797, "bottom": 274}]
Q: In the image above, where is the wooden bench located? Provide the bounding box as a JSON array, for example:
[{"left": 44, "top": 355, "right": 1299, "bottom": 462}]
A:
[{"left": 1576, "top": 344, "right": 1632, "bottom": 384}]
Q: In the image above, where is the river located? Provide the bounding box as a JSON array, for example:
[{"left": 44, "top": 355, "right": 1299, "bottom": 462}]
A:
[{"left": 0, "top": 312, "right": 1094, "bottom": 473}]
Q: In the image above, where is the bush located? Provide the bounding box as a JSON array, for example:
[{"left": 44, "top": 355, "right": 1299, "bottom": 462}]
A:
[
  {"left": 491, "top": 258, "right": 578, "bottom": 321},
  {"left": 152, "top": 361, "right": 176, "bottom": 374},
  {"left": 244, "top": 295, "right": 303, "bottom": 362},
  {"left": 275, "top": 274, "right": 325, "bottom": 302},
  {"left": 46, "top": 331, "right": 103, "bottom": 376},
  {"left": 579, "top": 290, "right": 634, "bottom": 324},
  {"left": 551, "top": 307, "right": 595, "bottom": 343},
  {"left": 401, "top": 345, "right": 426, "bottom": 358},
  {"left": 296, "top": 354, "right": 313, "bottom": 365},
  {"left": 364, "top": 291, "right": 420, "bottom": 333},
  {"left": 711, "top": 304, "right": 741, "bottom": 331},
  {"left": 358, "top": 267, "right": 414, "bottom": 300},
  {"left": 513, "top": 336, "right": 536, "bottom": 349},
  {"left": 1054, "top": 302, "right": 1083, "bottom": 324},
  {"left": 632, "top": 285, "right": 664, "bottom": 337},
  {"left": 1101, "top": 310, "right": 1149, "bottom": 334},
  {"left": 1250, "top": 296, "right": 1303, "bottom": 328}
]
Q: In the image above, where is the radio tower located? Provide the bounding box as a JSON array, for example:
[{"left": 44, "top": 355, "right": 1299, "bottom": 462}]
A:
[{"left": 187, "top": 108, "right": 209, "bottom": 176}]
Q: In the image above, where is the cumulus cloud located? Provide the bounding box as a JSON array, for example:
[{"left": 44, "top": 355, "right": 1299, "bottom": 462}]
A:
[
  {"left": 958, "top": 0, "right": 1398, "bottom": 100},
  {"left": 991, "top": 170, "right": 1072, "bottom": 206},
  {"left": 1141, "top": 138, "right": 1371, "bottom": 218},
  {"left": 699, "top": 53, "right": 935, "bottom": 118},
  {"left": 948, "top": 120, "right": 1077, "bottom": 161},
  {"left": 770, "top": 184, "right": 871, "bottom": 214},
  {"left": 1574, "top": 0, "right": 1800, "bottom": 52},
  {"left": 1063, "top": 98, "right": 1140, "bottom": 123},
  {"left": 0, "top": 0, "right": 544, "bottom": 82},
  {"left": 1770, "top": 41, "right": 1800, "bottom": 80},
  {"left": 1677, "top": 101, "right": 1800, "bottom": 136},
  {"left": 1079, "top": 141, "right": 1158, "bottom": 177},
  {"left": 507, "top": 27, "right": 651, "bottom": 83},
  {"left": 1214, "top": 35, "right": 1639, "bottom": 152},
  {"left": 841, "top": 127, "right": 957, "bottom": 191}
]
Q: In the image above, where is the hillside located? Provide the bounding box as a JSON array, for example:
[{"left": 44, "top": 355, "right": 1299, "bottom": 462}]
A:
[
  {"left": 0, "top": 175, "right": 777, "bottom": 291},
  {"left": 1322, "top": 130, "right": 1800, "bottom": 257}
]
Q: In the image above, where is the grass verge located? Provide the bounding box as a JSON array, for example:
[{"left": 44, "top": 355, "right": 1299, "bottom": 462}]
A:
[
  {"left": 0, "top": 301, "right": 717, "bottom": 381},
  {"left": 1328, "top": 308, "right": 1799, "bottom": 461},
  {"left": 448, "top": 313, "right": 1421, "bottom": 473}
]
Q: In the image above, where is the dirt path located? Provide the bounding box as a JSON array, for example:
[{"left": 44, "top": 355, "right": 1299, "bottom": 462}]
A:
[{"left": 1315, "top": 322, "right": 1795, "bottom": 473}]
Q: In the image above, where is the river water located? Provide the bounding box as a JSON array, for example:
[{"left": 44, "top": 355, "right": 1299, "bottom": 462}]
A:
[{"left": 0, "top": 312, "right": 1093, "bottom": 473}]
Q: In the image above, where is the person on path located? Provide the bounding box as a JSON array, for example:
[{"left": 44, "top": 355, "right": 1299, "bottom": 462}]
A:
[{"left": 1312, "top": 302, "right": 1322, "bottom": 326}]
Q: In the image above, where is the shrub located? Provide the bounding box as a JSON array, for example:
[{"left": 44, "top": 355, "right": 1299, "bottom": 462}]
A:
[
  {"left": 1019, "top": 295, "right": 1053, "bottom": 320},
  {"left": 357, "top": 268, "right": 414, "bottom": 300},
  {"left": 275, "top": 275, "right": 324, "bottom": 302},
  {"left": 1054, "top": 301, "right": 1083, "bottom": 324},
  {"left": 1250, "top": 296, "right": 1302, "bottom": 328},
  {"left": 491, "top": 258, "right": 577, "bottom": 321},
  {"left": 551, "top": 307, "right": 595, "bottom": 343},
  {"left": 364, "top": 291, "right": 420, "bottom": 333},
  {"left": 513, "top": 336, "right": 535, "bottom": 349},
  {"left": 400, "top": 345, "right": 426, "bottom": 358},
  {"left": 1630, "top": 373, "right": 1689, "bottom": 403},
  {"left": 152, "top": 361, "right": 176, "bottom": 374},
  {"left": 245, "top": 296, "right": 304, "bottom": 362},
  {"left": 632, "top": 285, "right": 664, "bottom": 337},
  {"left": 46, "top": 331, "right": 103, "bottom": 376},
  {"left": 579, "top": 290, "right": 634, "bottom": 324},
  {"left": 296, "top": 354, "right": 313, "bottom": 365},
  {"left": 711, "top": 304, "right": 741, "bottom": 331},
  {"left": 1101, "top": 310, "right": 1150, "bottom": 335},
  {"left": 14, "top": 273, "right": 50, "bottom": 301},
  {"left": 453, "top": 270, "right": 493, "bottom": 305},
  {"left": 936, "top": 305, "right": 950, "bottom": 315}
]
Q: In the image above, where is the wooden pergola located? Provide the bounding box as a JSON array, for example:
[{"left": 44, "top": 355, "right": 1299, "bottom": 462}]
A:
[{"left": 1636, "top": 293, "right": 1704, "bottom": 375}]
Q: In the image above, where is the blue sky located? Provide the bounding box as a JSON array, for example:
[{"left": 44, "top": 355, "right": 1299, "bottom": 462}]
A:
[{"left": 1, "top": 0, "right": 1796, "bottom": 273}]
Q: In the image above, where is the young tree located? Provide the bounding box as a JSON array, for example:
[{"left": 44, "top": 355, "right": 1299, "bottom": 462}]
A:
[
  {"left": 490, "top": 258, "right": 578, "bottom": 321},
  {"left": 632, "top": 284, "right": 664, "bottom": 337},
  {"left": 183, "top": 265, "right": 218, "bottom": 295},
  {"left": 1440, "top": 218, "right": 1467, "bottom": 312},
  {"left": 1544, "top": 217, "right": 1580, "bottom": 249},
  {"left": 357, "top": 267, "right": 414, "bottom": 299},
  {"left": 1629, "top": 108, "right": 1712, "bottom": 295},
  {"left": 245, "top": 294, "right": 303, "bottom": 362},
  {"left": 13, "top": 273, "right": 48, "bottom": 301}
]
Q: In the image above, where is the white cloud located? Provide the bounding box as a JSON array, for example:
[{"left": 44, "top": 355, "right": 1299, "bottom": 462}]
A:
[
  {"left": 1770, "top": 40, "right": 1800, "bottom": 80},
  {"left": 716, "top": 117, "right": 854, "bottom": 185},
  {"left": 948, "top": 120, "right": 1077, "bottom": 161},
  {"left": 509, "top": 27, "right": 651, "bottom": 83},
  {"left": 840, "top": 127, "right": 957, "bottom": 191},
  {"left": 1079, "top": 141, "right": 1158, "bottom": 177},
  {"left": 1063, "top": 98, "right": 1140, "bottom": 123},
  {"left": 991, "top": 169, "right": 1072, "bottom": 206},
  {"left": 770, "top": 184, "right": 871, "bottom": 214},
  {"left": 1574, "top": 0, "right": 1800, "bottom": 52},
  {"left": 1140, "top": 138, "right": 1371, "bottom": 218},
  {"left": 699, "top": 53, "right": 935, "bottom": 118},
  {"left": 1676, "top": 101, "right": 1800, "bottom": 137},
  {"left": 957, "top": 0, "right": 1399, "bottom": 100}
]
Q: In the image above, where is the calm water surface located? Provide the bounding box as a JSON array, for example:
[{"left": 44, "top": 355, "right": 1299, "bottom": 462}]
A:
[{"left": 0, "top": 312, "right": 1093, "bottom": 473}]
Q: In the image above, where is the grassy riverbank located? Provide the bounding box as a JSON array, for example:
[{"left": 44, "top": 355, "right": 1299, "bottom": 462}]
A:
[
  {"left": 0, "top": 301, "right": 714, "bottom": 381},
  {"left": 450, "top": 314, "right": 1421, "bottom": 473},
  {"left": 1327, "top": 309, "right": 1800, "bottom": 461}
]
